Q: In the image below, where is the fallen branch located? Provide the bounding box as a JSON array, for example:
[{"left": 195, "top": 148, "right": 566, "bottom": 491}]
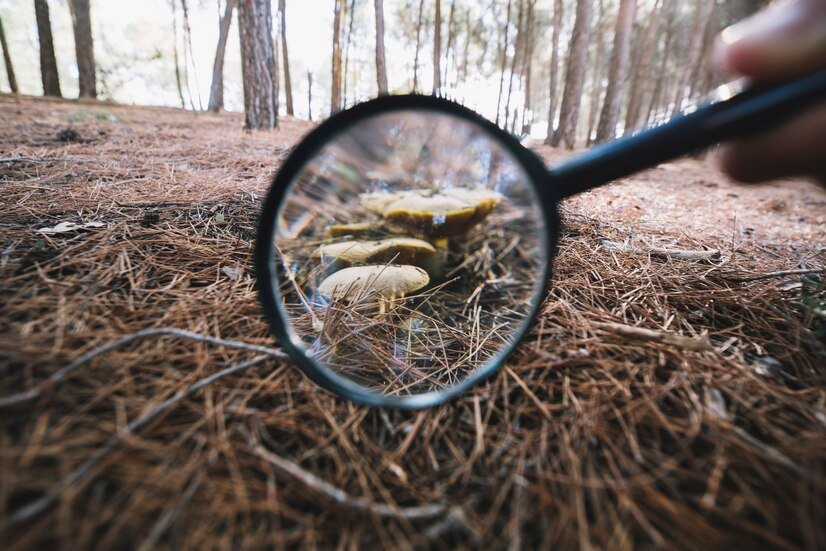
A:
[
  {"left": 0, "top": 328, "right": 287, "bottom": 409},
  {"left": 730, "top": 268, "right": 824, "bottom": 282},
  {"left": 2, "top": 354, "right": 273, "bottom": 530},
  {"left": 592, "top": 321, "right": 713, "bottom": 352},
  {"left": 249, "top": 443, "right": 448, "bottom": 521},
  {"left": 601, "top": 240, "right": 720, "bottom": 262}
]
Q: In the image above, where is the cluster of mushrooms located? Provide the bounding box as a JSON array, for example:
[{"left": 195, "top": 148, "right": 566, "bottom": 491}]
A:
[{"left": 312, "top": 187, "right": 503, "bottom": 314}]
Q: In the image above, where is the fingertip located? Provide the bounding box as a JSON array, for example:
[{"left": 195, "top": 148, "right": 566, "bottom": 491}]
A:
[{"left": 715, "top": 145, "right": 764, "bottom": 184}]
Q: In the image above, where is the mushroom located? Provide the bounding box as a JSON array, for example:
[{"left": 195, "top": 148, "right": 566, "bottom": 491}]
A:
[
  {"left": 312, "top": 237, "right": 435, "bottom": 267},
  {"left": 360, "top": 187, "right": 503, "bottom": 275},
  {"left": 317, "top": 265, "right": 430, "bottom": 314},
  {"left": 325, "top": 221, "right": 378, "bottom": 238}
]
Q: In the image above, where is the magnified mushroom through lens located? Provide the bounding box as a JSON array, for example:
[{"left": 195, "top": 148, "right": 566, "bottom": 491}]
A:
[{"left": 273, "top": 111, "right": 549, "bottom": 396}]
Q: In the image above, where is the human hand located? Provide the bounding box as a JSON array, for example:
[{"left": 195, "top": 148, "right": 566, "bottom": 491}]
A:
[{"left": 713, "top": 0, "right": 826, "bottom": 184}]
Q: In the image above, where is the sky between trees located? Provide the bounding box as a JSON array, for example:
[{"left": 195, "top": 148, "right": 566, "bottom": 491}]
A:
[{"left": 0, "top": 0, "right": 766, "bottom": 145}]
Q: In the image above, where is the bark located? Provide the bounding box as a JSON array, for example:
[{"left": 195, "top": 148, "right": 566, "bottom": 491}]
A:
[
  {"left": 68, "top": 0, "right": 96, "bottom": 98},
  {"left": 374, "top": 0, "right": 388, "bottom": 94},
  {"left": 34, "top": 0, "right": 61, "bottom": 97},
  {"left": 495, "top": 0, "right": 512, "bottom": 126},
  {"left": 280, "top": 0, "right": 294, "bottom": 115},
  {"left": 645, "top": 2, "right": 675, "bottom": 125},
  {"left": 238, "top": 0, "right": 279, "bottom": 129},
  {"left": 543, "top": 0, "right": 561, "bottom": 144},
  {"left": 331, "top": 0, "right": 345, "bottom": 113},
  {"left": 624, "top": 0, "right": 661, "bottom": 132},
  {"left": 208, "top": 0, "right": 236, "bottom": 112},
  {"left": 688, "top": 2, "right": 719, "bottom": 101},
  {"left": 0, "top": 16, "right": 18, "bottom": 93},
  {"left": 586, "top": 0, "right": 606, "bottom": 145},
  {"left": 552, "top": 0, "right": 592, "bottom": 149},
  {"left": 307, "top": 70, "right": 313, "bottom": 120},
  {"left": 412, "top": 0, "right": 425, "bottom": 91},
  {"left": 170, "top": 0, "right": 186, "bottom": 108},
  {"left": 595, "top": 0, "right": 636, "bottom": 142},
  {"left": 342, "top": 0, "right": 355, "bottom": 106},
  {"left": 433, "top": 0, "right": 441, "bottom": 95}
]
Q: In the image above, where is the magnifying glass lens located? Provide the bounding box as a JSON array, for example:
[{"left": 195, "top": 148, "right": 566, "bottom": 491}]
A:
[{"left": 272, "top": 110, "right": 549, "bottom": 398}]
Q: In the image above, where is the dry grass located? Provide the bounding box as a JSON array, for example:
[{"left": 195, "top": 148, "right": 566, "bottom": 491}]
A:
[{"left": 1, "top": 94, "right": 825, "bottom": 549}]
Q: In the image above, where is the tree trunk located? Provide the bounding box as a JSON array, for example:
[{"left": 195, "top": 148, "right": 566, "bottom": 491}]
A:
[
  {"left": 669, "top": 0, "right": 714, "bottom": 116},
  {"left": 307, "top": 70, "right": 313, "bottom": 120},
  {"left": 495, "top": 0, "right": 512, "bottom": 126},
  {"left": 342, "top": 0, "right": 355, "bottom": 107},
  {"left": 433, "top": 0, "right": 441, "bottom": 95},
  {"left": 594, "top": 0, "right": 636, "bottom": 142},
  {"left": 586, "top": 0, "right": 606, "bottom": 145},
  {"left": 207, "top": 0, "right": 236, "bottom": 112},
  {"left": 0, "top": 16, "right": 18, "bottom": 93},
  {"left": 34, "top": 0, "right": 61, "bottom": 97},
  {"left": 443, "top": 0, "right": 456, "bottom": 92},
  {"left": 544, "top": 0, "right": 561, "bottom": 145},
  {"left": 170, "top": 0, "right": 186, "bottom": 108},
  {"left": 504, "top": 0, "right": 524, "bottom": 130},
  {"left": 68, "top": 0, "right": 96, "bottom": 98},
  {"left": 279, "top": 0, "right": 294, "bottom": 115},
  {"left": 238, "top": 0, "right": 278, "bottom": 129},
  {"left": 624, "top": 0, "right": 660, "bottom": 133},
  {"left": 412, "top": 0, "right": 425, "bottom": 92},
  {"left": 521, "top": 0, "right": 536, "bottom": 134},
  {"left": 331, "top": 0, "right": 345, "bottom": 113},
  {"left": 180, "top": 0, "right": 202, "bottom": 110},
  {"left": 645, "top": 2, "right": 675, "bottom": 125},
  {"left": 374, "top": 0, "right": 388, "bottom": 95},
  {"left": 552, "top": 0, "right": 592, "bottom": 149}
]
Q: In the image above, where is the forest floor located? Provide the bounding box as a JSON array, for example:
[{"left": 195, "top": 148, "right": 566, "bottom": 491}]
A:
[{"left": 1, "top": 94, "right": 824, "bottom": 549}]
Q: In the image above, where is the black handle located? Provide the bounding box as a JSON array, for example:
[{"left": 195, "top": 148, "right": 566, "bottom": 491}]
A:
[{"left": 552, "top": 70, "right": 826, "bottom": 199}]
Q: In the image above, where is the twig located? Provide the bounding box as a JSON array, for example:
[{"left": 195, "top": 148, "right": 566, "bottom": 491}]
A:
[
  {"left": 249, "top": 443, "right": 448, "bottom": 521},
  {"left": 0, "top": 156, "right": 89, "bottom": 163},
  {"left": 0, "top": 328, "right": 287, "bottom": 409},
  {"left": 592, "top": 322, "right": 713, "bottom": 352},
  {"left": 601, "top": 240, "right": 720, "bottom": 261},
  {"left": 1, "top": 354, "right": 272, "bottom": 530},
  {"left": 730, "top": 268, "right": 824, "bottom": 283}
]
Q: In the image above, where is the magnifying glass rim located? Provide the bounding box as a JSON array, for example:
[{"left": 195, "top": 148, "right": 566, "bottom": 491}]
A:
[{"left": 255, "top": 94, "right": 559, "bottom": 409}]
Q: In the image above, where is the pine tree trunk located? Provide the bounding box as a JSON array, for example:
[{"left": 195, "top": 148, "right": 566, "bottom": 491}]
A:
[
  {"left": 552, "top": 0, "right": 592, "bottom": 149},
  {"left": 34, "top": 0, "right": 61, "bottom": 97},
  {"left": 687, "top": 2, "right": 718, "bottom": 102},
  {"left": 586, "top": 0, "right": 607, "bottom": 145},
  {"left": 645, "top": 3, "right": 675, "bottom": 125},
  {"left": 443, "top": 0, "right": 456, "bottom": 92},
  {"left": 433, "top": 0, "right": 441, "bottom": 95},
  {"left": 624, "top": 0, "right": 660, "bottom": 133},
  {"left": 342, "top": 0, "right": 355, "bottom": 107},
  {"left": 594, "top": 0, "right": 636, "bottom": 142},
  {"left": 0, "top": 16, "right": 18, "bottom": 93},
  {"left": 544, "top": 0, "right": 561, "bottom": 144},
  {"left": 495, "top": 0, "right": 512, "bottom": 126},
  {"left": 238, "top": 0, "right": 278, "bottom": 129},
  {"left": 68, "top": 0, "right": 96, "bottom": 98},
  {"left": 280, "top": 0, "right": 294, "bottom": 115},
  {"left": 170, "top": 0, "right": 186, "bottom": 108},
  {"left": 207, "top": 0, "right": 236, "bottom": 112},
  {"left": 520, "top": 0, "right": 536, "bottom": 134},
  {"left": 180, "top": 0, "right": 202, "bottom": 110},
  {"left": 668, "top": 0, "right": 714, "bottom": 116},
  {"left": 331, "top": 0, "right": 345, "bottom": 113},
  {"left": 374, "top": 0, "right": 388, "bottom": 95},
  {"left": 412, "top": 0, "right": 424, "bottom": 92},
  {"left": 504, "top": 0, "right": 524, "bottom": 130}
]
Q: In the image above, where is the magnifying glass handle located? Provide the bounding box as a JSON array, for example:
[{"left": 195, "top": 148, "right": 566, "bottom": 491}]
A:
[{"left": 552, "top": 69, "right": 826, "bottom": 199}]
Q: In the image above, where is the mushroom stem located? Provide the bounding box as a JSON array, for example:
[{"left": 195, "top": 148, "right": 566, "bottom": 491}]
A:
[{"left": 426, "top": 237, "right": 450, "bottom": 279}]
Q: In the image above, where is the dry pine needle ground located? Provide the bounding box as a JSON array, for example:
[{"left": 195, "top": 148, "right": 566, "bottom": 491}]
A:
[{"left": 1, "top": 95, "right": 825, "bottom": 549}]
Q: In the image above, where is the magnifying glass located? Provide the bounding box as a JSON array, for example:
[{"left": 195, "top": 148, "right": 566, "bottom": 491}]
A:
[{"left": 255, "top": 70, "right": 826, "bottom": 409}]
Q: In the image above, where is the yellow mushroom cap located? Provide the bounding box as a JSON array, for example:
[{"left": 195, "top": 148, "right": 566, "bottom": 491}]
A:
[
  {"left": 317, "top": 265, "right": 429, "bottom": 301},
  {"left": 312, "top": 237, "right": 435, "bottom": 265},
  {"left": 325, "top": 222, "right": 377, "bottom": 238},
  {"left": 360, "top": 188, "right": 502, "bottom": 238}
]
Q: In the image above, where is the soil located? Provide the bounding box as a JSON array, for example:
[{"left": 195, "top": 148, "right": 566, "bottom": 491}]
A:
[{"left": 1, "top": 94, "right": 824, "bottom": 549}]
